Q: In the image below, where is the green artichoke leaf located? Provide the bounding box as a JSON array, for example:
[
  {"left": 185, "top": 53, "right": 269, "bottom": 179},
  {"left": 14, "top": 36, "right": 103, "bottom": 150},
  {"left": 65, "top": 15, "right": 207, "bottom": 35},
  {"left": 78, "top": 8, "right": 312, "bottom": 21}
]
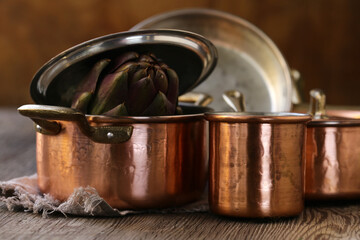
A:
[
  {"left": 142, "top": 91, "right": 173, "bottom": 116},
  {"left": 153, "top": 68, "right": 168, "bottom": 93},
  {"left": 163, "top": 67, "right": 179, "bottom": 106},
  {"left": 90, "top": 71, "right": 128, "bottom": 115},
  {"left": 71, "top": 59, "right": 110, "bottom": 111},
  {"left": 130, "top": 68, "right": 148, "bottom": 86},
  {"left": 103, "top": 103, "right": 128, "bottom": 117},
  {"left": 115, "top": 61, "right": 138, "bottom": 73},
  {"left": 139, "top": 54, "right": 155, "bottom": 63},
  {"left": 70, "top": 52, "right": 181, "bottom": 117},
  {"left": 71, "top": 91, "right": 93, "bottom": 113},
  {"left": 127, "top": 76, "right": 157, "bottom": 115},
  {"left": 108, "top": 52, "right": 139, "bottom": 73}
]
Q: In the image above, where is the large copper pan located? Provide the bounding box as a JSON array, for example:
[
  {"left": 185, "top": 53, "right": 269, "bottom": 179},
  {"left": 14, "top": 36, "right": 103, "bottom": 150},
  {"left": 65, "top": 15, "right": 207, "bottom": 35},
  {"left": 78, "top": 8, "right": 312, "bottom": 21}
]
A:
[
  {"left": 19, "top": 104, "right": 210, "bottom": 209},
  {"left": 19, "top": 30, "right": 217, "bottom": 209}
]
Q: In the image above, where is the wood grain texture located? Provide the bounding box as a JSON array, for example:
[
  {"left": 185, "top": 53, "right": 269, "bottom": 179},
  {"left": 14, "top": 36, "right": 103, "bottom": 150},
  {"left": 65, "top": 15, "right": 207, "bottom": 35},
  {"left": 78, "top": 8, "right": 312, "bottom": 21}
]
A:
[
  {"left": 0, "top": 0, "right": 360, "bottom": 107},
  {"left": 0, "top": 108, "right": 359, "bottom": 240}
]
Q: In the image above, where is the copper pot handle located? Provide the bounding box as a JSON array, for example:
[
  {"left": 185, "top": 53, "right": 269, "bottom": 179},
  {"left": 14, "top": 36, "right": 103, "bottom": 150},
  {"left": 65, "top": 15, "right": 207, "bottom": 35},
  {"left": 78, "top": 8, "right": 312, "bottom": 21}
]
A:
[
  {"left": 18, "top": 104, "right": 133, "bottom": 144},
  {"left": 178, "top": 92, "right": 213, "bottom": 107},
  {"left": 222, "top": 90, "right": 246, "bottom": 112},
  {"left": 307, "top": 89, "right": 328, "bottom": 119}
]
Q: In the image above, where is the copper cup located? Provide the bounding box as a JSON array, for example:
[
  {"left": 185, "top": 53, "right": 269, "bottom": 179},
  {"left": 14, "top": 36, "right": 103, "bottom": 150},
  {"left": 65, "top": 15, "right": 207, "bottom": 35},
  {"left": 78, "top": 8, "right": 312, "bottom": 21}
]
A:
[
  {"left": 305, "top": 89, "right": 360, "bottom": 200},
  {"left": 205, "top": 112, "right": 311, "bottom": 217}
]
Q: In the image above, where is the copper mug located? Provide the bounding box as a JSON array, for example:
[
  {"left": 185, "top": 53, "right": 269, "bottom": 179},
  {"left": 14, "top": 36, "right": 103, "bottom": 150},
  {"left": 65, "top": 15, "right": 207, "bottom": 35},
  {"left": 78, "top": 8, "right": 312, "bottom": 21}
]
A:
[
  {"left": 205, "top": 111, "right": 311, "bottom": 217},
  {"left": 305, "top": 89, "right": 360, "bottom": 200}
]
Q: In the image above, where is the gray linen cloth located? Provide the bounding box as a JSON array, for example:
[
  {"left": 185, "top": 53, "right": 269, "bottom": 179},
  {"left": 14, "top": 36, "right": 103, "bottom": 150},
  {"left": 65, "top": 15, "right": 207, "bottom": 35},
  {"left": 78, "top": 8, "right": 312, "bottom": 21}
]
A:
[{"left": 0, "top": 174, "right": 209, "bottom": 218}]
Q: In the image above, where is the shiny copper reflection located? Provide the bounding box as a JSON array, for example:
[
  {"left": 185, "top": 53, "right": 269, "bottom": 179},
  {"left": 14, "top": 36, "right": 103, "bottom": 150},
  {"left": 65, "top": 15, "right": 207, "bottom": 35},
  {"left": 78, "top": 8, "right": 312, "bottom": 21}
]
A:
[
  {"left": 37, "top": 118, "right": 208, "bottom": 209},
  {"left": 305, "top": 126, "right": 360, "bottom": 200},
  {"left": 208, "top": 120, "right": 308, "bottom": 218}
]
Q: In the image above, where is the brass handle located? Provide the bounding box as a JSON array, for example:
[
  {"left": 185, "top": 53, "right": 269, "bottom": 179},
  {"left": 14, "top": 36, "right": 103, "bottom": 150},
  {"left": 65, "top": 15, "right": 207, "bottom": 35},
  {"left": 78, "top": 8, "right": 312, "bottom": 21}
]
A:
[
  {"left": 308, "top": 89, "right": 328, "bottom": 119},
  {"left": 178, "top": 92, "right": 213, "bottom": 107},
  {"left": 222, "top": 90, "right": 246, "bottom": 112},
  {"left": 18, "top": 104, "right": 133, "bottom": 144}
]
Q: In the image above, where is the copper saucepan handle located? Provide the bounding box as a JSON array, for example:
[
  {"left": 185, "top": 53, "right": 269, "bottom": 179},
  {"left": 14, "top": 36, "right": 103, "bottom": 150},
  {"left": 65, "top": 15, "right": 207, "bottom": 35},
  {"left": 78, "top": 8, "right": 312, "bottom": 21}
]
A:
[
  {"left": 178, "top": 92, "right": 213, "bottom": 107},
  {"left": 18, "top": 104, "right": 133, "bottom": 144},
  {"left": 308, "top": 89, "right": 328, "bottom": 119},
  {"left": 222, "top": 90, "right": 246, "bottom": 112}
]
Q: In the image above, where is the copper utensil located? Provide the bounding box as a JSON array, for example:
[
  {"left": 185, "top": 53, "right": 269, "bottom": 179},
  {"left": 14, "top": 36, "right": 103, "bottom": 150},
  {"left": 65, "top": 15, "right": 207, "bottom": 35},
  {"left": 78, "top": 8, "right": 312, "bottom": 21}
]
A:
[
  {"left": 305, "top": 89, "right": 360, "bottom": 200},
  {"left": 19, "top": 104, "right": 210, "bottom": 209},
  {"left": 205, "top": 92, "right": 311, "bottom": 217},
  {"left": 19, "top": 29, "right": 218, "bottom": 209},
  {"left": 178, "top": 92, "right": 213, "bottom": 107},
  {"left": 222, "top": 90, "right": 246, "bottom": 112}
]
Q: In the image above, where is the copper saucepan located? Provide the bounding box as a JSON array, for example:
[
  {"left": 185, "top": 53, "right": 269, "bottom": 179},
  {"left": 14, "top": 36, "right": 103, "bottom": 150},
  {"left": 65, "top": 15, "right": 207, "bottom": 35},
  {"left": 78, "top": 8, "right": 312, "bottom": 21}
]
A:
[
  {"left": 305, "top": 89, "right": 360, "bottom": 200},
  {"left": 19, "top": 29, "right": 218, "bottom": 209},
  {"left": 19, "top": 104, "right": 211, "bottom": 209},
  {"left": 205, "top": 92, "right": 311, "bottom": 217}
]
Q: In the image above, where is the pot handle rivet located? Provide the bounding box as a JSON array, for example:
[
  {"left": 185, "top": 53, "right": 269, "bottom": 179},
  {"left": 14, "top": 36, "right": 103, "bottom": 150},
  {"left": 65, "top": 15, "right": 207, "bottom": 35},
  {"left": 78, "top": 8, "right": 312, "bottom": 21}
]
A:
[{"left": 107, "top": 132, "right": 114, "bottom": 139}]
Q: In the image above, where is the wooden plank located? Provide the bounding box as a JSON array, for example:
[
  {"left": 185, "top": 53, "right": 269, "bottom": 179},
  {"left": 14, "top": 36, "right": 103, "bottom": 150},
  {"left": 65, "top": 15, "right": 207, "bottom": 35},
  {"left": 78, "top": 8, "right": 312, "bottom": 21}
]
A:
[
  {"left": 1, "top": 203, "right": 359, "bottom": 239},
  {"left": 0, "top": 109, "right": 359, "bottom": 239}
]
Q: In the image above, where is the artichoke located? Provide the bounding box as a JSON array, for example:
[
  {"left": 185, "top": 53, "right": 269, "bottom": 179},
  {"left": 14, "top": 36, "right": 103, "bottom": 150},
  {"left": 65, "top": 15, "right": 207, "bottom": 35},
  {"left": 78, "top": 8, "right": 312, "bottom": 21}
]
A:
[{"left": 71, "top": 52, "right": 180, "bottom": 116}]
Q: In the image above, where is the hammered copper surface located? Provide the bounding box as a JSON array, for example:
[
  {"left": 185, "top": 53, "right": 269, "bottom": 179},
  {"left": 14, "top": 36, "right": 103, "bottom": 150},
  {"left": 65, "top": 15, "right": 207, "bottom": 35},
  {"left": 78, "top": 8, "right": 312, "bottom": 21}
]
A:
[
  {"left": 207, "top": 114, "right": 310, "bottom": 217},
  {"left": 303, "top": 90, "right": 360, "bottom": 200},
  {"left": 305, "top": 126, "right": 360, "bottom": 200},
  {"left": 36, "top": 117, "right": 208, "bottom": 209}
]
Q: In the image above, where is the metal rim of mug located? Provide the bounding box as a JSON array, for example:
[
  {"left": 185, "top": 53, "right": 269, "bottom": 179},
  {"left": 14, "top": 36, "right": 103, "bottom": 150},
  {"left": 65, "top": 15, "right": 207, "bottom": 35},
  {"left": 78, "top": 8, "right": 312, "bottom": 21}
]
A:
[{"left": 204, "top": 112, "right": 311, "bottom": 123}]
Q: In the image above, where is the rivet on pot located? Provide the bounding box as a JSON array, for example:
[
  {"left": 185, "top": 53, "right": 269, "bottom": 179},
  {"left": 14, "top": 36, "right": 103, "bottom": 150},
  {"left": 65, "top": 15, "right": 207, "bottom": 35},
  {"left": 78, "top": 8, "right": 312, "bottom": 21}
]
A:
[{"left": 107, "top": 132, "right": 114, "bottom": 139}]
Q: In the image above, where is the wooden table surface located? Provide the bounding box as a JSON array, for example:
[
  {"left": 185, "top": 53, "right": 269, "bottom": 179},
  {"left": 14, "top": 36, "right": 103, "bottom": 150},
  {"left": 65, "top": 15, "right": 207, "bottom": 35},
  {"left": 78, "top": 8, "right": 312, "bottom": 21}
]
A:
[{"left": 1, "top": 108, "right": 359, "bottom": 240}]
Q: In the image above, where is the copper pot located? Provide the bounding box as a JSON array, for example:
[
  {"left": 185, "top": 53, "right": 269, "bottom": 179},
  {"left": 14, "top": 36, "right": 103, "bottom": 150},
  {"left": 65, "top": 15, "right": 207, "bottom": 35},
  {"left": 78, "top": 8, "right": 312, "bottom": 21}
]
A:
[
  {"left": 18, "top": 30, "right": 218, "bottom": 209},
  {"left": 19, "top": 104, "right": 210, "bottom": 209},
  {"left": 305, "top": 89, "right": 360, "bottom": 200},
  {"left": 205, "top": 111, "right": 311, "bottom": 217}
]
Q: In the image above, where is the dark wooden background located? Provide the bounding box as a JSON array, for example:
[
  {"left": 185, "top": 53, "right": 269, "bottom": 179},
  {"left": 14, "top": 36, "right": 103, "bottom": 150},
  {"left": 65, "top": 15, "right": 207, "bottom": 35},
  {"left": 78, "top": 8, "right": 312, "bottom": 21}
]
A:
[{"left": 1, "top": 0, "right": 359, "bottom": 106}]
